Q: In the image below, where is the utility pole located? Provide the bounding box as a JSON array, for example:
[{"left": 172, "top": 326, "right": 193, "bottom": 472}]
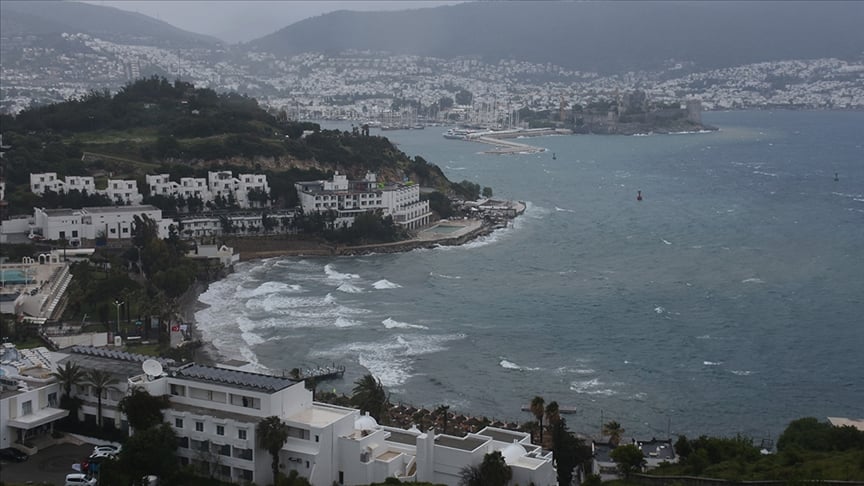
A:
[{"left": 113, "top": 299, "right": 124, "bottom": 336}]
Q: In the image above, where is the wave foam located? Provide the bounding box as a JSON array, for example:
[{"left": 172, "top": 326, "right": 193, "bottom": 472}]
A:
[
  {"left": 555, "top": 206, "right": 575, "bottom": 213},
  {"left": 382, "top": 318, "right": 428, "bottom": 330},
  {"left": 731, "top": 370, "right": 753, "bottom": 376},
  {"left": 741, "top": 278, "right": 764, "bottom": 284},
  {"left": 430, "top": 272, "right": 461, "bottom": 279},
  {"left": 570, "top": 378, "right": 618, "bottom": 396},
  {"left": 337, "top": 283, "right": 363, "bottom": 293},
  {"left": 499, "top": 359, "right": 540, "bottom": 371},
  {"left": 324, "top": 263, "right": 360, "bottom": 281},
  {"left": 703, "top": 361, "right": 723, "bottom": 366},
  {"left": 372, "top": 279, "right": 402, "bottom": 289}
]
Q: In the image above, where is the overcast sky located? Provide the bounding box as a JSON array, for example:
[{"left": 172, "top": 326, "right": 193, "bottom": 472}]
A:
[{"left": 83, "top": 1, "right": 465, "bottom": 44}]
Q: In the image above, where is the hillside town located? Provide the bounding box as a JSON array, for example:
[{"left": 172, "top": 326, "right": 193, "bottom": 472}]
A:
[{"left": 2, "top": 29, "right": 863, "bottom": 117}]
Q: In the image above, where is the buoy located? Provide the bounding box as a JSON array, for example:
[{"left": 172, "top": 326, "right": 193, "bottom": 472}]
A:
[
  {"left": 834, "top": 172, "right": 839, "bottom": 182},
  {"left": 637, "top": 190, "right": 643, "bottom": 201},
  {"left": 552, "top": 152, "right": 557, "bottom": 160}
]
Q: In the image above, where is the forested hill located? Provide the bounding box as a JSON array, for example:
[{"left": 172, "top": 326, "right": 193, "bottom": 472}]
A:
[
  {"left": 0, "top": 77, "right": 452, "bottom": 213},
  {"left": 247, "top": 1, "right": 864, "bottom": 72}
]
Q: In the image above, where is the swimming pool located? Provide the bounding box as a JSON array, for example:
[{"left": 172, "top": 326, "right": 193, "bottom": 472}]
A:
[{"left": 0, "top": 269, "right": 34, "bottom": 285}]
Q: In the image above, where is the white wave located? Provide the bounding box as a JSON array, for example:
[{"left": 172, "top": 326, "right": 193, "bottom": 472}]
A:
[
  {"left": 235, "top": 281, "right": 302, "bottom": 299},
  {"left": 731, "top": 370, "right": 753, "bottom": 376},
  {"left": 696, "top": 334, "right": 712, "bottom": 340},
  {"left": 241, "top": 331, "right": 266, "bottom": 346},
  {"left": 570, "top": 378, "right": 618, "bottom": 396},
  {"left": 499, "top": 359, "right": 540, "bottom": 371},
  {"left": 430, "top": 272, "right": 462, "bottom": 279},
  {"left": 372, "top": 279, "right": 402, "bottom": 289},
  {"left": 324, "top": 263, "right": 360, "bottom": 281},
  {"left": 654, "top": 306, "right": 666, "bottom": 314},
  {"left": 334, "top": 317, "right": 362, "bottom": 328},
  {"left": 312, "top": 333, "right": 465, "bottom": 387},
  {"left": 753, "top": 170, "right": 777, "bottom": 177},
  {"left": 445, "top": 166, "right": 467, "bottom": 171},
  {"left": 337, "top": 283, "right": 363, "bottom": 293},
  {"left": 741, "top": 278, "right": 764, "bottom": 284},
  {"left": 555, "top": 206, "right": 575, "bottom": 213},
  {"left": 661, "top": 239, "right": 672, "bottom": 245},
  {"left": 556, "top": 366, "right": 595, "bottom": 375},
  {"left": 703, "top": 361, "right": 723, "bottom": 366},
  {"left": 632, "top": 133, "right": 652, "bottom": 137},
  {"left": 382, "top": 318, "right": 428, "bottom": 330}
]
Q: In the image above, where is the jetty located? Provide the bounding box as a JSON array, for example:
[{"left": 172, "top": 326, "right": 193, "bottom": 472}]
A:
[
  {"left": 283, "top": 364, "right": 346, "bottom": 382},
  {"left": 463, "top": 127, "right": 572, "bottom": 154}
]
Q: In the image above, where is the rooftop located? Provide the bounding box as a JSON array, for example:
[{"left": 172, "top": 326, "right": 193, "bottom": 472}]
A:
[
  {"left": 289, "top": 403, "right": 355, "bottom": 428},
  {"left": 435, "top": 434, "right": 488, "bottom": 452},
  {"left": 172, "top": 363, "right": 298, "bottom": 393}
]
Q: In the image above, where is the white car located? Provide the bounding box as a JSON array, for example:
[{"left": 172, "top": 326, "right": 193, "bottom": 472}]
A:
[
  {"left": 89, "top": 450, "right": 117, "bottom": 460},
  {"left": 65, "top": 473, "right": 97, "bottom": 486},
  {"left": 92, "top": 444, "right": 121, "bottom": 456}
]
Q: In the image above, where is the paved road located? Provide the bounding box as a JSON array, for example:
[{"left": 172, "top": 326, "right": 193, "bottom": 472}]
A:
[{"left": 0, "top": 443, "right": 93, "bottom": 485}]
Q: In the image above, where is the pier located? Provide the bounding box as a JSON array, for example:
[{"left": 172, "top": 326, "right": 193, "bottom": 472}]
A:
[
  {"left": 463, "top": 127, "right": 571, "bottom": 154},
  {"left": 521, "top": 404, "right": 579, "bottom": 414},
  {"left": 283, "top": 364, "right": 346, "bottom": 382}
]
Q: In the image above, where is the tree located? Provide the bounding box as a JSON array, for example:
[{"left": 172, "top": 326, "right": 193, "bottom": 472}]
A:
[
  {"left": 610, "top": 443, "right": 645, "bottom": 478},
  {"left": 52, "top": 361, "right": 85, "bottom": 398},
  {"left": 258, "top": 415, "right": 289, "bottom": 485},
  {"left": 118, "top": 388, "right": 171, "bottom": 431},
  {"left": 479, "top": 450, "right": 512, "bottom": 486},
  {"left": 530, "top": 396, "right": 545, "bottom": 445},
  {"left": 85, "top": 369, "right": 119, "bottom": 428},
  {"left": 603, "top": 420, "right": 625, "bottom": 446},
  {"left": 351, "top": 374, "right": 387, "bottom": 422},
  {"left": 551, "top": 417, "right": 592, "bottom": 486},
  {"left": 544, "top": 400, "right": 560, "bottom": 436},
  {"left": 482, "top": 186, "right": 493, "bottom": 198},
  {"left": 102, "top": 423, "right": 178, "bottom": 485}
]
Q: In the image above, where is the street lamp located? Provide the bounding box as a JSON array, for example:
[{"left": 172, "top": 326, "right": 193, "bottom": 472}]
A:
[{"left": 113, "top": 299, "right": 124, "bottom": 335}]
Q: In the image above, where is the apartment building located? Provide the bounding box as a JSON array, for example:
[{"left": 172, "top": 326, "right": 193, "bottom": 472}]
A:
[
  {"left": 295, "top": 172, "right": 431, "bottom": 230},
  {"left": 105, "top": 179, "right": 143, "bottom": 205},
  {"left": 55, "top": 346, "right": 556, "bottom": 486}
]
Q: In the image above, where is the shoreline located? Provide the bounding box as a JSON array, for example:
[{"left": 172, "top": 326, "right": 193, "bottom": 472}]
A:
[{"left": 180, "top": 217, "right": 501, "bottom": 366}]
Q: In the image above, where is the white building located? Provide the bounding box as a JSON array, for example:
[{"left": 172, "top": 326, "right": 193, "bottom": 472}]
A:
[
  {"left": 30, "top": 173, "right": 96, "bottom": 196},
  {"left": 236, "top": 173, "right": 270, "bottom": 209},
  {"left": 146, "top": 174, "right": 177, "bottom": 197},
  {"left": 0, "top": 344, "right": 67, "bottom": 451},
  {"left": 32, "top": 205, "right": 172, "bottom": 241},
  {"left": 57, "top": 346, "right": 556, "bottom": 486},
  {"left": 295, "top": 172, "right": 431, "bottom": 230},
  {"left": 105, "top": 179, "right": 143, "bottom": 205}
]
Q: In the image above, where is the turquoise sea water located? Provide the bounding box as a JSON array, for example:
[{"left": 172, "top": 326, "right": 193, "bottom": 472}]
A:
[{"left": 195, "top": 111, "right": 864, "bottom": 441}]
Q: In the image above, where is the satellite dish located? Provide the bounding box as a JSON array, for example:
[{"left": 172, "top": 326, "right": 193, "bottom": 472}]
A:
[{"left": 142, "top": 359, "right": 163, "bottom": 378}]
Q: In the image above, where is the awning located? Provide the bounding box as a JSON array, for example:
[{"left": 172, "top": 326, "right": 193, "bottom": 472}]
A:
[{"left": 7, "top": 407, "right": 69, "bottom": 429}]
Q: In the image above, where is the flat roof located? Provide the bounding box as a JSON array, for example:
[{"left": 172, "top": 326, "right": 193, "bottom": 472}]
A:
[
  {"left": 477, "top": 427, "right": 528, "bottom": 443},
  {"left": 61, "top": 346, "right": 175, "bottom": 378},
  {"left": 385, "top": 430, "right": 419, "bottom": 446},
  {"left": 289, "top": 404, "right": 354, "bottom": 428},
  {"left": 173, "top": 363, "right": 298, "bottom": 393},
  {"left": 828, "top": 417, "right": 864, "bottom": 432},
  {"left": 42, "top": 208, "right": 78, "bottom": 216},
  {"left": 435, "top": 435, "right": 487, "bottom": 452},
  {"left": 85, "top": 205, "right": 159, "bottom": 214}
]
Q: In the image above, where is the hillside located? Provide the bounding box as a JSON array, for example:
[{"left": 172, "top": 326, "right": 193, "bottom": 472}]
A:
[
  {"left": 247, "top": 1, "right": 864, "bottom": 72},
  {"left": 0, "top": 78, "right": 453, "bottom": 214},
  {"left": 0, "top": 0, "right": 220, "bottom": 48}
]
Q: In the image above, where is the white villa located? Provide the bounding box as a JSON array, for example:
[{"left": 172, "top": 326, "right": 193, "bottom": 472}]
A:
[
  {"left": 295, "top": 172, "right": 432, "bottom": 230},
  {"left": 26, "top": 346, "right": 557, "bottom": 486},
  {"left": 147, "top": 171, "right": 270, "bottom": 209},
  {"left": 32, "top": 171, "right": 270, "bottom": 210},
  {"left": 31, "top": 205, "right": 172, "bottom": 242}
]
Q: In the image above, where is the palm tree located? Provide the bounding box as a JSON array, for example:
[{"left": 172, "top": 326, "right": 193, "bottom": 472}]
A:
[
  {"left": 85, "top": 369, "right": 119, "bottom": 428},
  {"left": 435, "top": 404, "right": 450, "bottom": 434},
  {"left": 257, "top": 416, "right": 289, "bottom": 485},
  {"left": 351, "top": 374, "right": 387, "bottom": 422},
  {"left": 603, "top": 420, "right": 625, "bottom": 446},
  {"left": 544, "top": 401, "right": 560, "bottom": 437},
  {"left": 530, "top": 396, "right": 545, "bottom": 445},
  {"left": 52, "top": 361, "right": 86, "bottom": 398}
]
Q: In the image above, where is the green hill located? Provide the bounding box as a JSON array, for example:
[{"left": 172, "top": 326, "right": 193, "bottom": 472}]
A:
[{"left": 0, "top": 77, "right": 454, "bottom": 214}]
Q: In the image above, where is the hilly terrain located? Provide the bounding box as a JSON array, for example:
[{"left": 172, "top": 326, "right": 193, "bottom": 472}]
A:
[
  {"left": 247, "top": 1, "right": 864, "bottom": 72},
  {"left": 0, "top": 0, "right": 220, "bottom": 48}
]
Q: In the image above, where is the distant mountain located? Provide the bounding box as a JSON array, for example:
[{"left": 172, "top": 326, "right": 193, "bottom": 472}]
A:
[
  {"left": 246, "top": 1, "right": 864, "bottom": 72},
  {"left": 0, "top": 1, "right": 220, "bottom": 48}
]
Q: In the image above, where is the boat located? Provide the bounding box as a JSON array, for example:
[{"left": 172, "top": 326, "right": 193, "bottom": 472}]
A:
[{"left": 443, "top": 128, "right": 471, "bottom": 139}]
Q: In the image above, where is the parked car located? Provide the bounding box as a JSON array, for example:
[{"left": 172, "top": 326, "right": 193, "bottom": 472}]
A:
[
  {"left": 92, "top": 444, "right": 121, "bottom": 456},
  {"left": 89, "top": 450, "right": 117, "bottom": 461},
  {"left": 0, "top": 447, "right": 28, "bottom": 462},
  {"left": 65, "top": 473, "right": 97, "bottom": 486}
]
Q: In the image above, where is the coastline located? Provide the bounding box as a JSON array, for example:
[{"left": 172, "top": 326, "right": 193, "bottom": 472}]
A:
[{"left": 179, "top": 217, "right": 500, "bottom": 365}]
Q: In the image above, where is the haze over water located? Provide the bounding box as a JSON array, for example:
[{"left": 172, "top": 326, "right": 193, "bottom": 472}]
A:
[{"left": 196, "top": 111, "right": 864, "bottom": 441}]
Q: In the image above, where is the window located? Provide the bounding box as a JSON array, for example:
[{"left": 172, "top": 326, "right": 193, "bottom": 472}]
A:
[
  {"left": 72, "top": 230, "right": 78, "bottom": 237},
  {"left": 238, "top": 429, "right": 247, "bottom": 440},
  {"left": 175, "top": 418, "right": 184, "bottom": 428},
  {"left": 170, "top": 384, "right": 185, "bottom": 396},
  {"left": 59, "top": 231, "right": 66, "bottom": 239},
  {"left": 48, "top": 392, "right": 58, "bottom": 408},
  {"left": 239, "top": 469, "right": 253, "bottom": 481},
  {"left": 216, "top": 425, "right": 224, "bottom": 436},
  {"left": 339, "top": 471, "right": 344, "bottom": 484},
  {"left": 195, "top": 422, "right": 204, "bottom": 432},
  {"left": 315, "top": 435, "right": 319, "bottom": 443},
  {"left": 177, "top": 437, "right": 189, "bottom": 448},
  {"left": 218, "top": 444, "right": 231, "bottom": 456},
  {"left": 22, "top": 400, "right": 32, "bottom": 415}
]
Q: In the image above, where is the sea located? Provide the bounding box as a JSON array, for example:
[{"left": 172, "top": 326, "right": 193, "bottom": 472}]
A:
[{"left": 195, "top": 111, "right": 864, "bottom": 442}]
